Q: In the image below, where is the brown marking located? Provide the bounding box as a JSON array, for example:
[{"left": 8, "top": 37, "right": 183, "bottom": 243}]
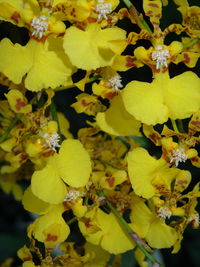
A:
[
  {"left": 23, "top": 257, "right": 32, "bottom": 261},
  {"left": 155, "top": 13, "right": 161, "bottom": 18},
  {"left": 149, "top": 133, "right": 160, "bottom": 143},
  {"left": 125, "top": 56, "right": 136, "bottom": 67},
  {"left": 11, "top": 12, "right": 21, "bottom": 24},
  {"left": 149, "top": 3, "right": 159, "bottom": 8},
  {"left": 177, "top": 180, "right": 188, "bottom": 185},
  {"left": 191, "top": 120, "right": 200, "bottom": 126},
  {"left": 85, "top": 218, "right": 92, "bottom": 228},
  {"left": 183, "top": 53, "right": 190, "bottom": 64},
  {"left": 106, "top": 177, "right": 115, "bottom": 187},
  {"left": 146, "top": 10, "right": 153, "bottom": 16},
  {"left": 15, "top": 98, "right": 26, "bottom": 111},
  {"left": 46, "top": 234, "right": 58, "bottom": 242}
]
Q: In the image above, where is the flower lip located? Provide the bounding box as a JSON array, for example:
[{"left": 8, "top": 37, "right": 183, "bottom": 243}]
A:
[{"left": 31, "top": 15, "right": 49, "bottom": 39}]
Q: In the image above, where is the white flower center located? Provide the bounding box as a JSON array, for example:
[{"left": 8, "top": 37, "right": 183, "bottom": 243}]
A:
[
  {"left": 94, "top": 0, "right": 112, "bottom": 20},
  {"left": 105, "top": 74, "right": 123, "bottom": 91},
  {"left": 157, "top": 206, "right": 172, "bottom": 220},
  {"left": 64, "top": 189, "right": 85, "bottom": 202},
  {"left": 43, "top": 132, "right": 60, "bottom": 151},
  {"left": 31, "top": 15, "right": 48, "bottom": 39},
  {"left": 152, "top": 45, "right": 170, "bottom": 70},
  {"left": 170, "top": 147, "right": 188, "bottom": 167}
]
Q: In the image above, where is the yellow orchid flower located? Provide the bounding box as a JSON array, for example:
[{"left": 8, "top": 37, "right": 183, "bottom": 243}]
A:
[
  {"left": 79, "top": 207, "right": 135, "bottom": 254},
  {"left": 63, "top": 23, "right": 126, "bottom": 71},
  {"left": 122, "top": 71, "right": 200, "bottom": 125},
  {"left": 0, "top": 36, "right": 74, "bottom": 91},
  {"left": 127, "top": 147, "right": 190, "bottom": 199},
  {"left": 178, "top": 5, "right": 200, "bottom": 38},
  {"left": 31, "top": 139, "right": 91, "bottom": 204},
  {"left": 96, "top": 94, "right": 141, "bottom": 136},
  {"left": 130, "top": 195, "right": 178, "bottom": 249}
]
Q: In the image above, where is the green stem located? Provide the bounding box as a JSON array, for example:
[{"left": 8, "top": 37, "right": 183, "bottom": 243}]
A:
[
  {"left": 182, "top": 37, "right": 200, "bottom": 49},
  {"left": 67, "top": 217, "right": 77, "bottom": 225},
  {"left": 96, "top": 190, "right": 162, "bottom": 266},
  {"left": 49, "top": 102, "right": 62, "bottom": 138},
  {"left": 0, "top": 96, "right": 37, "bottom": 143},
  {"left": 170, "top": 119, "right": 179, "bottom": 132},
  {"left": 0, "top": 114, "right": 22, "bottom": 143},
  {"left": 177, "top": 119, "right": 184, "bottom": 133},
  {"left": 122, "top": 0, "right": 153, "bottom": 35}
]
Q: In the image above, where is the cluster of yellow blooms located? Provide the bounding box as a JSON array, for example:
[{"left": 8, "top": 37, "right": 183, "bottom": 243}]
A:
[{"left": 0, "top": 0, "right": 200, "bottom": 266}]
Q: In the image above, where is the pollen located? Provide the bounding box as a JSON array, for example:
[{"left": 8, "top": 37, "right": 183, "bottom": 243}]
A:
[
  {"left": 170, "top": 147, "right": 188, "bottom": 167},
  {"left": 157, "top": 206, "right": 172, "bottom": 220},
  {"left": 105, "top": 74, "right": 123, "bottom": 91},
  {"left": 43, "top": 132, "right": 60, "bottom": 152},
  {"left": 94, "top": 0, "right": 112, "bottom": 20},
  {"left": 31, "top": 15, "right": 49, "bottom": 39},
  {"left": 151, "top": 45, "right": 170, "bottom": 70},
  {"left": 64, "top": 189, "right": 85, "bottom": 202}
]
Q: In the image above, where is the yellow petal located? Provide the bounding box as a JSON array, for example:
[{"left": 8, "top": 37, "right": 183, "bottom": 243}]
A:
[
  {"left": 63, "top": 24, "right": 126, "bottom": 70},
  {"left": 130, "top": 195, "right": 152, "bottom": 238},
  {"left": 5, "top": 89, "right": 32, "bottom": 113},
  {"left": 31, "top": 155, "right": 67, "bottom": 204},
  {"left": 96, "top": 94, "right": 141, "bottom": 136},
  {"left": 122, "top": 78, "right": 168, "bottom": 125},
  {"left": 32, "top": 205, "right": 70, "bottom": 247},
  {"left": 164, "top": 71, "right": 200, "bottom": 120},
  {"left": 0, "top": 38, "right": 31, "bottom": 84},
  {"left": 127, "top": 147, "right": 176, "bottom": 199},
  {"left": 22, "top": 186, "right": 50, "bottom": 215},
  {"left": 25, "top": 38, "right": 72, "bottom": 91},
  {"left": 58, "top": 139, "right": 91, "bottom": 187},
  {"left": 146, "top": 217, "right": 177, "bottom": 248}
]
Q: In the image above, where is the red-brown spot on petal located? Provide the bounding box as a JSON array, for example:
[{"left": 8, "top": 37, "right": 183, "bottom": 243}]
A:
[
  {"left": 125, "top": 56, "right": 136, "bottom": 67},
  {"left": 106, "top": 177, "right": 115, "bottom": 187},
  {"left": 183, "top": 53, "right": 190, "bottom": 64},
  {"left": 23, "top": 257, "right": 32, "bottom": 262},
  {"left": 15, "top": 98, "right": 26, "bottom": 111},
  {"left": 46, "top": 234, "right": 58, "bottom": 242},
  {"left": 85, "top": 218, "right": 92, "bottom": 228},
  {"left": 149, "top": 3, "right": 159, "bottom": 8},
  {"left": 11, "top": 11, "right": 21, "bottom": 24}
]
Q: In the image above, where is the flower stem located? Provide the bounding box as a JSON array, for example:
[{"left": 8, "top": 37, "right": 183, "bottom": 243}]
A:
[
  {"left": 170, "top": 119, "right": 179, "bottom": 132},
  {"left": 122, "top": 0, "right": 153, "bottom": 34},
  {"left": 0, "top": 114, "right": 22, "bottom": 143},
  {"left": 182, "top": 37, "right": 200, "bottom": 49},
  {"left": 49, "top": 101, "right": 62, "bottom": 138},
  {"left": 96, "top": 190, "right": 163, "bottom": 266},
  {"left": 177, "top": 119, "right": 184, "bottom": 133},
  {"left": 67, "top": 216, "right": 77, "bottom": 225},
  {"left": 0, "top": 96, "right": 36, "bottom": 143}
]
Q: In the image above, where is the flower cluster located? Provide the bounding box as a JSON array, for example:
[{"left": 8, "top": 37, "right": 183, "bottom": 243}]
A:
[{"left": 0, "top": 0, "right": 200, "bottom": 266}]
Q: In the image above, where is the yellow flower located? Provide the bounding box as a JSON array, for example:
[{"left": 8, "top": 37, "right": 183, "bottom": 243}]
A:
[
  {"left": 127, "top": 147, "right": 185, "bottom": 199},
  {"left": 63, "top": 23, "right": 126, "bottom": 70},
  {"left": 96, "top": 94, "right": 141, "bottom": 136},
  {"left": 79, "top": 207, "right": 134, "bottom": 254},
  {"left": 178, "top": 5, "right": 200, "bottom": 37},
  {"left": 130, "top": 195, "right": 178, "bottom": 249},
  {"left": 31, "top": 139, "right": 91, "bottom": 204},
  {"left": 122, "top": 71, "right": 200, "bottom": 125},
  {"left": 5, "top": 89, "right": 32, "bottom": 114},
  {"left": 0, "top": 37, "right": 74, "bottom": 91}
]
